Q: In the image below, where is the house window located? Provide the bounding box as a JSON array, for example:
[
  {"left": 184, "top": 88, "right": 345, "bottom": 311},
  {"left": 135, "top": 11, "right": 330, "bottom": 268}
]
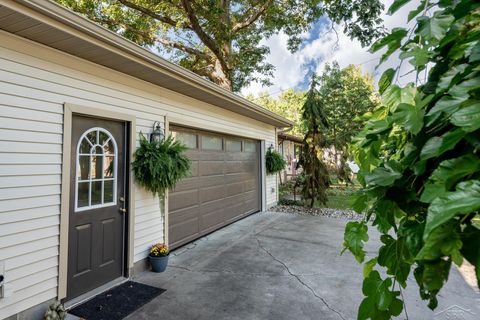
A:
[{"left": 76, "top": 127, "right": 117, "bottom": 211}]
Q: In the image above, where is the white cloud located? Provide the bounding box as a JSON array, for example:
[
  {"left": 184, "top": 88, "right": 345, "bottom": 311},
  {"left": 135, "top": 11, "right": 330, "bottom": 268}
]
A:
[{"left": 242, "top": 0, "right": 422, "bottom": 97}]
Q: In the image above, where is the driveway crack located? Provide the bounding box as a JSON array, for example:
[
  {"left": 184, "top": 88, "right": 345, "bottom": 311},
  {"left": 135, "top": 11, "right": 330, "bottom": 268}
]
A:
[{"left": 255, "top": 237, "right": 346, "bottom": 320}]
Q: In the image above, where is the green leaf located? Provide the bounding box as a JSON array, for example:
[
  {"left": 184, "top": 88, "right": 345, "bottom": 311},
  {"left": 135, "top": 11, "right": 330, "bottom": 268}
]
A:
[
  {"left": 420, "top": 128, "right": 466, "bottom": 160},
  {"left": 377, "top": 235, "right": 411, "bottom": 287},
  {"left": 421, "top": 154, "right": 480, "bottom": 203},
  {"left": 363, "top": 258, "right": 378, "bottom": 278},
  {"left": 436, "top": 64, "right": 468, "bottom": 92},
  {"left": 460, "top": 225, "right": 480, "bottom": 288},
  {"left": 370, "top": 28, "right": 408, "bottom": 63},
  {"left": 359, "top": 271, "right": 403, "bottom": 319},
  {"left": 425, "top": 95, "right": 466, "bottom": 123},
  {"left": 387, "top": 0, "right": 411, "bottom": 15},
  {"left": 418, "top": 13, "right": 454, "bottom": 41},
  {"left": 365, "top": 161, "right": 402, "bottom": 186},
  {"left": 373, "top": 200, "right": 401, "bottom": 233},
  {"left": 448, "top": 77, "right": 480, "bottom": 98},
  {"left": 343, "top": 221, "right": 369, "bottom": 263},
  {"left": 378, "top": 69, "right": 395, "bottom": 95},
  {"left": 408, "top": 0, "right": 427, "bottom": 22},
  {"left": 391, "top": 103, "right": 424, "bottom": 135},
  {"left": 398, "top": 219, "right": 424, "bottom": 259},
  {"left": 424, "top": 180, "right": 480, "bottom": 239},
  {"left": 451, "top": 102, "right": 480, "bottom": 132},
  {"left": 350, "top": 193, "right": 368, "bottom": 213},
  {"left": 382, "top": 84, "right": 415, "bottom": 111},
  {"left": 399, "top": 46, "right": 430, "bottom": 67},
  {"left": 417, "top": 220, "right": 457, "bottom": 261}
]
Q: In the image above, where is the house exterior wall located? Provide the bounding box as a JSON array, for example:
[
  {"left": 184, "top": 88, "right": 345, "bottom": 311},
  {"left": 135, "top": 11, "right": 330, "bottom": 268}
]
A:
[{"left": 0, "top": 31, "right": 278, "bottom": 319}]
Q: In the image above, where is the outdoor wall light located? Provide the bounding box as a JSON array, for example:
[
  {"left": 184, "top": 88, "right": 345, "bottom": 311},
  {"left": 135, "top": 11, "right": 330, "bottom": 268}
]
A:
[
  {"left": 268, "top": 143, "right": 274, "bottom": 150},
  {"left": 150, "top": 121, "right": 164, "bottom": 142}
]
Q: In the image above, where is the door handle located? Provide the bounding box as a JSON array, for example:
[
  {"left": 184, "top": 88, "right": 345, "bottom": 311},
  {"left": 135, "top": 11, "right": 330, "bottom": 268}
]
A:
[{"left": 119, "top": 196, "right": 127, "bottom": 213}]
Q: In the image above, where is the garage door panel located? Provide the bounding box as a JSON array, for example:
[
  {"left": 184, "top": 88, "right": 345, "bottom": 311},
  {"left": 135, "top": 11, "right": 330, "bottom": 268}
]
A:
[
  {"left": 244, "top": 179, "right": 257, "bottom": 192},
  {"left": 169, "top": 126, "right": 260, "bottom": 249},
  {"left": 225, "top": 152, "right": 247, "bottom": 161},
  {"left": 197, "top": 175, "right": 225, "bottom": 188},
  {"left": 169, "top": 206, "right": 201, "bottom": 224},
  {"left": 225, "top": 161, "right": 244, "bottom": 174},
  {"left": 226, "top": 181, "right": 244, "bottom": 197},
  {"left": 225, "top": 202, "right": 245, "bottom": 221},
  {"left": 199, "top": 160, "right": 225, "bottom": 176},
  {"left": 224, "top": 172, "right": 243, "bottom": 183},
  {"left": 169, "top": 218, "right": 199, "bottom": 244},
  {"left": 173, "top": 176, "right": 200, "bottom": 192},
  {"left": 169, "top": 189, "right": 199, "bottom": 211},
  {"left": 200, "top": 207, "right": 226, "bottom": 231},
  {"left": 200, "top": 184, "right": 226, "bottom": 203}
]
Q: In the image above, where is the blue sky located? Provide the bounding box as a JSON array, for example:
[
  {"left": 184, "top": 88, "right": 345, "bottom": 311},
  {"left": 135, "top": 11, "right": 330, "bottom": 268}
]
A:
[{"left": 241, "top": 0, "right": 421, "bottom": 97}]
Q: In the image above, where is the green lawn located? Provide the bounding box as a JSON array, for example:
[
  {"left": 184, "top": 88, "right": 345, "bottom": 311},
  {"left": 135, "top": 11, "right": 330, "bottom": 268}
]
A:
[
  {"left": 315, "top": 185, "right": 358, "bottom": 210},
  {"left": 279, "top": 180, "right": 359, "bottom": 210}
]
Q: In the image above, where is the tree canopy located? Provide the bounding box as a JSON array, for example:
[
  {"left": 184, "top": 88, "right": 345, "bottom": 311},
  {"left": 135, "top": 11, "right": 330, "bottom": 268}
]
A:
[
  {"left": 56, "top": 0, "right": 384, "bottom": 91},
  {"left": 317, "top": 62, "right": 380, "bottom": 153},
  {"left": 248, "top": 89, "right": 306, "bottom": 136}
]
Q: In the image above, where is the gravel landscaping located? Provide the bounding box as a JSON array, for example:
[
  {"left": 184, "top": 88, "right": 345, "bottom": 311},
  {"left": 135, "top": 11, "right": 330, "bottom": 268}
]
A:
[{"left": 270, "top": 205, "right": 363, "bottom": 220}]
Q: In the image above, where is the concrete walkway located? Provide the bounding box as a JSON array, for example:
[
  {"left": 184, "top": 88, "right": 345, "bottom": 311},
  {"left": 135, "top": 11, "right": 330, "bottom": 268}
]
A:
[{"left": 130, "top": 212, "right": 480, "bottom": 320}]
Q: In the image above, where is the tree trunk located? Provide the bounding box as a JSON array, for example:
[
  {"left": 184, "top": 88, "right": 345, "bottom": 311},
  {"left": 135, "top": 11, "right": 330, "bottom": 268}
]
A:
[{"left": 210, "top": 59, "right": 232, "bottom": 90}]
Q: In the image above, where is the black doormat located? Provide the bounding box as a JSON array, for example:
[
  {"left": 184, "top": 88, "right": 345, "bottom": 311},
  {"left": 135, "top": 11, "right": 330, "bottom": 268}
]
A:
[{"left": 69, "top": 281, "right": 165, "bottom": 320}]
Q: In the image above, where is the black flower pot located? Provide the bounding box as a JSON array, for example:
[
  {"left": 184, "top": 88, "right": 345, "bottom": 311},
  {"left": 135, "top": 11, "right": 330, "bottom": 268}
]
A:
[{"left": 149, "top": 255, "right": 169, "bottom": 273}]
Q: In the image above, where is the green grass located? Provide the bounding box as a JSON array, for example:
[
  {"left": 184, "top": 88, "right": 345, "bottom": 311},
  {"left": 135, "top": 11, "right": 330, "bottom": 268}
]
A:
[
  {"left": 315, "top": 185, "right": 357, "bottom": 210},
  {"left": 278, "top": 179, "right": 360, "bottom": 210}
]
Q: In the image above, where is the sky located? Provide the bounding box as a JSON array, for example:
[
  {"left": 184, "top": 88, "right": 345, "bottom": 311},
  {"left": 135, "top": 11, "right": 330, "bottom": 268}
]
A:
[{"left": 241, "top": 0, "right": 422, "bottom": 98}]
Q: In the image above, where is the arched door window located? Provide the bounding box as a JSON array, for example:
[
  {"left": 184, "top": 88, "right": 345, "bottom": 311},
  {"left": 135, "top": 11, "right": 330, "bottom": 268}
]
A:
[{"left": 75, "top": 127, "right": 117, "bottom": 211}]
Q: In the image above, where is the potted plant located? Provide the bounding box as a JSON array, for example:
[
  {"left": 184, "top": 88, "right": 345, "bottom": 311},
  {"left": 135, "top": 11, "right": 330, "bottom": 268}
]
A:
[
  {"left": 149, "top": 243, "right": 170, "bottom": 272},
  {"left": 265, "top": 147, "right": 287, "bottom": 175}
]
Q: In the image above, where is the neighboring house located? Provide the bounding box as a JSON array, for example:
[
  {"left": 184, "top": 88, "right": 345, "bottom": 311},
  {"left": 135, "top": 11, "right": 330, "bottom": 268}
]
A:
[
  {"left": 277, "top": 132, "right": 302, "bottom": 183},
  {"left": 0, "top": 1, "right": 291, "bottom": 319}
]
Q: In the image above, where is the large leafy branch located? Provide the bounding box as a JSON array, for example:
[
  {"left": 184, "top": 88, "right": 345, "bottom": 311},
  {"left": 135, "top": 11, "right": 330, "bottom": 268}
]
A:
[
  {"left": 343, "top": 0, "right": 480, "bottom": 319},
  {"left": 56, "top": 0, "right": 384, "bottom": 91}
]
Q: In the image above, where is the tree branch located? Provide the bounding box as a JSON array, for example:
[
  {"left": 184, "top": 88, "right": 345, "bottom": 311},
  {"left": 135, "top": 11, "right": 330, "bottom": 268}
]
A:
[
  {"left": 116, "top": 0, "right": 192, "bottom": 30},
  {"left": 92, "top": 14, "right": 208, "bottom": 60},
  {"left": 232, "top": 0, "right": 272, "bottom": 32},
  {"left": 180, "top": 0, "right": 229, "bottom": 72},
  {"left": 157, "top": 38, "right": 209, "bottom": 59}
]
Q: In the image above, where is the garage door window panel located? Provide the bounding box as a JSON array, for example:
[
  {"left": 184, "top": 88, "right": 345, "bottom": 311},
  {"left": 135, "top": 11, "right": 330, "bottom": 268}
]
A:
[
  {"left": 202, "top": 135, "right": 223, "bottom": 151},
  {"left": 226, "top": 139, "right": 242, "bottom": 152},
  {"left": 173, "top": 131, "right": 198, "bottom": 149}
]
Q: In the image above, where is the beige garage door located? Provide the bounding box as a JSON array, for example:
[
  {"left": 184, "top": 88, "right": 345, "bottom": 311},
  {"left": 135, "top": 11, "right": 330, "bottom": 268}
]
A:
[{"left": 168, "top": 126, "right": 261, "bottom": 249}]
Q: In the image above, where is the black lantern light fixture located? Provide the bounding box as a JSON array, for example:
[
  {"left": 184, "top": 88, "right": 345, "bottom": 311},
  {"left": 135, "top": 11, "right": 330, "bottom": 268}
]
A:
[
  {"left": 150, "top": 121, "right": 164, "bottom": 143},
  {"left": 268, "top": 143, "right": 274, "bottom": 150}
]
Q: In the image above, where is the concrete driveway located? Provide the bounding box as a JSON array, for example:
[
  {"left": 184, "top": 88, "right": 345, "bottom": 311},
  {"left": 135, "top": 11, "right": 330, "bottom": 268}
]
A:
[{"left": 130, "top": 212, "right": 480, "bottom": 320}]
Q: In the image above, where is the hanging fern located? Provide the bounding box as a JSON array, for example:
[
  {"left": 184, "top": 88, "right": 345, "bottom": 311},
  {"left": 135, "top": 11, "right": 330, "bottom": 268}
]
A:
[
  {"left": 132, "top": 134, "right": 190, "bottom": 196},
  {"left": 265, "top": 148, "right": 287, "bottom": 175}
]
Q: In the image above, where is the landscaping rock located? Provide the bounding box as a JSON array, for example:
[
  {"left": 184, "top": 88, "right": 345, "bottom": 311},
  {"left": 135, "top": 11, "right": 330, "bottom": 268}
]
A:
[{"left": 269, "top": 205, "right": 363, "bottom": 220}]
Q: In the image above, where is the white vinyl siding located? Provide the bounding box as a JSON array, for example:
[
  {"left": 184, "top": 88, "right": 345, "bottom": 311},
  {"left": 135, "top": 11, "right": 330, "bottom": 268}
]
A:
[{"left": 0, "top": 30, "right": 278, "bottom": 319}]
